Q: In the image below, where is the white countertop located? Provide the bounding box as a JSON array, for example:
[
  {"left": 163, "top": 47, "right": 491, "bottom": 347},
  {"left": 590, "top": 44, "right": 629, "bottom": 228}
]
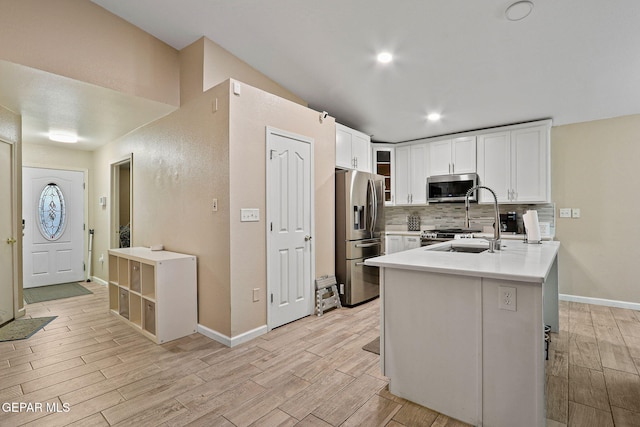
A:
[
  {"left": 384, "top": 230, "right": 422, "bottom": 236},
  {"left": 366, "top": 239, "right": 560, "bottom": 283}
]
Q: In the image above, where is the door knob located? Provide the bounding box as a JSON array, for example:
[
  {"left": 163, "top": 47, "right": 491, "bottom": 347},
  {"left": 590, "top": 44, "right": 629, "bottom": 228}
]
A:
[
  {"left": 304, "top": 235, "right": 312, "bottom": 241},
  {"left": 6, "top": 238, "right": 16, "bottom": 244}
]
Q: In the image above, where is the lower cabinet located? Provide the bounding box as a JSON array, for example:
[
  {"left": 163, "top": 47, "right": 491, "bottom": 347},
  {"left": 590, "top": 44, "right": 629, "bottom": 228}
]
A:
[
  {"left": 108, "top": 247, "right": 197, "bottom": 344},
  {"left": 385, "top": 233, "right": 421, "bottom": 254}
]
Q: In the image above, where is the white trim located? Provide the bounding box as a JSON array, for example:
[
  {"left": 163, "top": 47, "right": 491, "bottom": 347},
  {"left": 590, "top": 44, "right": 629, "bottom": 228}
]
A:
[
  {"left": 90, "top": 276, "right": 108, "bottom": 286},
  {"left": 559, "top": 294, "right": 640, "bottom": 311},
  {"left": 265, "top": 127, "right": 315, "bottom": 330},
  {"left": 197, "top": 323, "right": 268, "bottom": 348}
]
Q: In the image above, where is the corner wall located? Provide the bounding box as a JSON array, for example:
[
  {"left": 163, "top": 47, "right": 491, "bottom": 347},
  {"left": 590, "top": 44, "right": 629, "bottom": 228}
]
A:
[
  {"left": 228, "top": 80, "right": 335, "bottom": 336},
  {"left": 92, "top": 83, "right": 232, "bottom": 336},
  {"left": 552, "top": 114, "right": 640, "bottom": 304}
]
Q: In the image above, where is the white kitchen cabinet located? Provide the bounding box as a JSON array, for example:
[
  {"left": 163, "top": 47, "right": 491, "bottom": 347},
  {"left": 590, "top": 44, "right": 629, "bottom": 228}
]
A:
[
  {"left": 385, "top": 234, "right": 404, "bottom": 254},
  {"left": 395, "top": 143, "right": 428, "bottom": 205},
  {"left": 385, "top": 233, "right": 422, "bottom": 254},
  {"left": 429, "top": 136, "right": 476, "bottom": 176},
  {"left": 403, "top": 235, "right": 421, "bottom": 250},
  {"left": 477, "top": 122, "right": 550, "bottom": 204},
  {"left": 108, "top": 247, "right": 197, "bottom": 344},
  {"left": 372, "top": 145, "right": 395, "bottom": 205},
  {"left": 336, "top": 123, "right": 371, "bottom": 172}
]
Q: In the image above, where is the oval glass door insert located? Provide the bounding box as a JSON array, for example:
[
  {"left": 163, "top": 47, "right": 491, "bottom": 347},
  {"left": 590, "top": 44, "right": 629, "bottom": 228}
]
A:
[{"left": 38, "top": 183, "right": 67, "bottom": 240}]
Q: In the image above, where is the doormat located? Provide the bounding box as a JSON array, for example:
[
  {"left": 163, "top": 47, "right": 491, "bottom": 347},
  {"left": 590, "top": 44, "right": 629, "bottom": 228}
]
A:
[
  {"left": 362, "top": 337, "right": 380, "bottom": 355},
  {"left": 23, "top": 282, "right": 93, "bottom": 304},
  {"left": 0, "top": 316, "right": 56, "bottom": 342}
]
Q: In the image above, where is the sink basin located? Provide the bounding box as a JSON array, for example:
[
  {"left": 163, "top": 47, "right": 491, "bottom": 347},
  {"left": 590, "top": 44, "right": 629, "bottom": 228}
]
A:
[{"left": 427, "top": 244, "right": 488, "bottom": 254}]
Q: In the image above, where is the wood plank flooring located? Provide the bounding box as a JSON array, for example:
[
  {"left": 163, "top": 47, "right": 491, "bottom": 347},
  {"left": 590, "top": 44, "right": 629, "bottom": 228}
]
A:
[
  {"left": 0, "top": 283, "right": 639, "bottom": 426},
  {"left": 546, "top": 300, "right": 640, "bottom": 426}
]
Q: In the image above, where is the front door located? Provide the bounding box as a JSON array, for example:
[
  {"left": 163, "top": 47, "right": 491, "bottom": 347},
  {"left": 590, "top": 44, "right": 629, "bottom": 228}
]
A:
[
  {"left": 267, "top": 127, "right": 314, "bottom": 329},
  {"left": 23, "top": 167, "right": 85, "bottom": 288},
  {"left": 0, "top": 140, "right": 15, "bottom": 325}
]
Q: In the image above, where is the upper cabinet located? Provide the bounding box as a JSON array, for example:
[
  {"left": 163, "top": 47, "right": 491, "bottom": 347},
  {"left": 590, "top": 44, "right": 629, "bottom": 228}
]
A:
[
  {"left": 429, "top": 136, "right": 476, "bottom": 176},
  {"left": 336, "top": 123, "right": 371, "bottom": 172},
  {"left": 372, "top": 145, "right": 395, "bottom": 205},
  {"left": 477, "top": 122, "right": 550, "bottom": 204},
  {"left": 395, "top": 143, "right": 429, "bottom": 205}
]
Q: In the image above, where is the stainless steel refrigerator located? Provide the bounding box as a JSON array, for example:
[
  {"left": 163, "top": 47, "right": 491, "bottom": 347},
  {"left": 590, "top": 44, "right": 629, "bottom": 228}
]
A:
[{"left": 335, "top": 170, "right": 385, "bottom": 306}]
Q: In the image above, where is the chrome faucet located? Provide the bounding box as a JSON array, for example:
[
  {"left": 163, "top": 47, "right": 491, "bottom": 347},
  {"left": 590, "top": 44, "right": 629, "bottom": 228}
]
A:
[{"left": 465, "top": 185, "right": 501, "bottom": 252}]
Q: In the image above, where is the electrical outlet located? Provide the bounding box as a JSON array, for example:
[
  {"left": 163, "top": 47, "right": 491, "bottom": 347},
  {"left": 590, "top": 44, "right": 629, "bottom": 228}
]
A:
[
  {"left": 559, "top": 208, "right": 571, "bottom": 218},
  {"left": 253, "top": 288, "right": 260, "bottom": 302},
  {"left": 499, "top": 286, "right": 517, "bottom": 311}
]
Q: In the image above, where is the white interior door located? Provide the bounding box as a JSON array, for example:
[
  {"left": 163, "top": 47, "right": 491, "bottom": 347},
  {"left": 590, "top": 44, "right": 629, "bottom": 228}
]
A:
[
  {"left": 267, "top": 127, "right": 314, "bottom": 329},
  {"left": 0, "top": 141, "right": 15, "bottom": 324},
  {"left": 23, "top": 167, "right": 85, "bottom": 288}
]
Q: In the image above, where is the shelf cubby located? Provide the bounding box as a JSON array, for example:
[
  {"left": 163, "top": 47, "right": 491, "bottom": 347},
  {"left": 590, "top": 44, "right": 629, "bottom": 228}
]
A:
[
  {"left": 107, "top": 247, "right": 197, "bottom": 344},
  {"left": 129, "top": 293, "right": 142, "bottom": 326},
  {"left": 141, "top": 263, "right": 155, "bottom": 300},
  {"left": 118, "top": 257, "right": 129, "bottom": 288},
  {"left": 109, "top": 283, "right": 119, "bottom": 311},
  {"left": 130, "top": 261, "right": 141, "bottom": 293},
  {"left": 108, "top": 255, "right": 119, "bottom": 284}
]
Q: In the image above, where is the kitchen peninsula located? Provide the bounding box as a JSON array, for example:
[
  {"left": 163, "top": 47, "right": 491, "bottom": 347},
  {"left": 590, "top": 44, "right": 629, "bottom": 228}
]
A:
[{"left": 366, "top": 239, "right": 560, "bottom": 427}]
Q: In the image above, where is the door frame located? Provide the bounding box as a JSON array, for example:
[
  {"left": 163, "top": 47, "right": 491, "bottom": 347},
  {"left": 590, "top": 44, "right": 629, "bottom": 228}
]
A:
[
  {"left": 2, "top": 138, "right": 20, "bottom": 320},
  {"left": 265, "top": 127, "right": 315, "bottom": 330},
  {"left": 110, "top": 154, "right": 133, "bottom": 249},
  {"left": 21, "top": 163, "right": 89, "bottom": 289}
]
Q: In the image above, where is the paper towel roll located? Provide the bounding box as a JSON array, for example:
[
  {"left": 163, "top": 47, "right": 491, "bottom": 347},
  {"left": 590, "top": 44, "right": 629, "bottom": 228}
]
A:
[{"left": 523, "top": 210, "right": 541, "bottom": 243}]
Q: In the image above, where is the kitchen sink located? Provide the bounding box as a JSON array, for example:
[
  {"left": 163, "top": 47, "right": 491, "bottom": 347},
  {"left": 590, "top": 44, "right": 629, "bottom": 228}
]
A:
[{"left": 427, "top": 244, "right": 488, "bottom": 254}]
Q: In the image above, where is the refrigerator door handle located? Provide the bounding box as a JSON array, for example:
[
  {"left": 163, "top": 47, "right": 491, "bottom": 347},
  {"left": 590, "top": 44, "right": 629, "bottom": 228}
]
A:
[
  {"left": 369, "top": 178, "right": 378, "bottom": 236},
  {"left": 355, "top": 242, "right": 379, "bottom": 248}
]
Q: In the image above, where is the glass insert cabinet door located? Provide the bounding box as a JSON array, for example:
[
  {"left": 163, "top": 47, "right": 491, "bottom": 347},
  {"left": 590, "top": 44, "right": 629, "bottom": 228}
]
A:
[{"left": 38, "top": 183, "right": 67, "bottom": 241}]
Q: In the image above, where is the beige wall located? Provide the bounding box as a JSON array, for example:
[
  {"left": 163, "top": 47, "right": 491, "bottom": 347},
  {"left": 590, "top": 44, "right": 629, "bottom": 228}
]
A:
[
  {"left": 91, "top": 83, "right": 232, "bottom": 334},
  {"left": 91, "top": 79, "right": 333, "bottom": 339},
  {"left": 552, "top": 114, "right": 640, "bottom": 304},
  {"left": 0, "top": 105, "right": 23, "bottom": 313},
  {"left": 179, "top": 37, "right": 307, "bottom": 107},
  {"left": 0, "top": 0, "right": 180, "bottom": 106},
  {"left": 202, "top": 38, "right": 307, "bottom": 107},
  {"left": 228, "top": 80, "right": 335, "bottom": 336}
]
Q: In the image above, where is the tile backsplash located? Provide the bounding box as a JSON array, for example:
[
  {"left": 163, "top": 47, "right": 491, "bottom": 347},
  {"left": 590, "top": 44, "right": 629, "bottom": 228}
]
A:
[{"left": 385, "top": 203, "right": 555, "bottom": 236}]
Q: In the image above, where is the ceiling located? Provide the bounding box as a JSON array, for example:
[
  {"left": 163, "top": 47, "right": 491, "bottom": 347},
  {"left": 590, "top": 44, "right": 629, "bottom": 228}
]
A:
[
  {"left": 5, "top": 1, "right": 640, "bottom": 150},
  {"left": 90, "top": 0, "right": 640, "bottom": 143},
  {"left": 0, "top": 60, "right": 176, "bottom": 151}
]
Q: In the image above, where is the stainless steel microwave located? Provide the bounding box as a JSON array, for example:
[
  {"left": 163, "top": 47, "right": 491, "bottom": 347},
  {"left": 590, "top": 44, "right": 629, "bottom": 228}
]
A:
[{"left": 427, "top": 173, "right": 478, "bottom": 203}]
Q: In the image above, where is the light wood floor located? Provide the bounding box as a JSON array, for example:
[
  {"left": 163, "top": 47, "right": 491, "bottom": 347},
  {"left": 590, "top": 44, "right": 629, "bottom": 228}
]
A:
[
  {"left": 546, "top": 300, "right": 640, "bottom": 426},
  {"left": 1, "top": 283, "right": 639, "bottom": 426}
]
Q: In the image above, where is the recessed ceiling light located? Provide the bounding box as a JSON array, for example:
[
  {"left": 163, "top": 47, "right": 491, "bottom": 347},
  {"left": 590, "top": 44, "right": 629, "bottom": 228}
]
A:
[
  {"left": 377, "top": 52, "right": 393, "bottom": 64},
  {"left": 427, "top": 113, "right": 441, "bottom": 122},
  {"left": 505, "top": 1, "right": 534, "bottom": 21},
  {"left": 49, "top": 131, "right": 78, "bottom": 143}
]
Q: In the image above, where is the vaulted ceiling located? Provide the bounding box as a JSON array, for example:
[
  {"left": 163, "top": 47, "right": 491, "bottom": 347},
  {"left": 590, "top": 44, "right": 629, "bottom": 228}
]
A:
[{"left": 91, "top": 0, "right": 640, "bottom": 143}]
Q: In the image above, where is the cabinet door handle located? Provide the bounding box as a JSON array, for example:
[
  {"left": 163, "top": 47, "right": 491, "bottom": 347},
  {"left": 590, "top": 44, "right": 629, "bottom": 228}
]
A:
[{"left": 451, "top": 163, "right": 454, "bottom": 173}]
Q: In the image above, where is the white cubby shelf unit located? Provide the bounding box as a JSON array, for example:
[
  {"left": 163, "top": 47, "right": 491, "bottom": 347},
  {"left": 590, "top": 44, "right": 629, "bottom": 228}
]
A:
[{"left": 108, "top": 247, "right": 197, "bottom": 344}]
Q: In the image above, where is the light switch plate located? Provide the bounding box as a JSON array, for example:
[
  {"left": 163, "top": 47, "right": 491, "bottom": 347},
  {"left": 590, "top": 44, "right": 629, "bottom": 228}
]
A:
[
  {"left": 240, "top": 208, "right": 259, "bottom": 222},
  {"left": 572, "top": 208, "right": 581, "bottom": 218},
  {"left": 559, "top": 208, "right": 571, "bottom": 218}
]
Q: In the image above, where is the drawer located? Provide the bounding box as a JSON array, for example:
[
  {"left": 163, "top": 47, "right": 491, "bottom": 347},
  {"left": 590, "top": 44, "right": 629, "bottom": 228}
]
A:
[{"left": 346, "top": 239, "right": 382, "bottom": 259}]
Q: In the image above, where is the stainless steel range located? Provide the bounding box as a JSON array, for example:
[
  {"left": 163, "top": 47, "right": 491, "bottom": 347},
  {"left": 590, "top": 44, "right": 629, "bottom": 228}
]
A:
[{"left": 420, "top": 228, "right": 479, "bottom": 246}]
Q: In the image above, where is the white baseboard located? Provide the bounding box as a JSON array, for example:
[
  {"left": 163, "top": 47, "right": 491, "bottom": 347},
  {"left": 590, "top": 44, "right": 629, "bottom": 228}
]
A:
[
  {"left": 197, "top": 323, "right": 268, "bottom": 347},
  {"left": 559, "top": 294, "right": 640, "bottom": 311},
  {"left": 88, "top": 276, "right": 108, "bottom": 286}
]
